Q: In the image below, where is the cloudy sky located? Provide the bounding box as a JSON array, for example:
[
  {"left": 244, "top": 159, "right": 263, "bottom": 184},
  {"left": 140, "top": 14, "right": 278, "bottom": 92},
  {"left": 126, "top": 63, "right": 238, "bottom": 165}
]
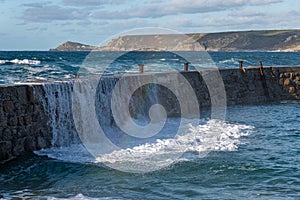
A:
[{"left": 0, "top": 0, "right": 299, "bottom": 50}]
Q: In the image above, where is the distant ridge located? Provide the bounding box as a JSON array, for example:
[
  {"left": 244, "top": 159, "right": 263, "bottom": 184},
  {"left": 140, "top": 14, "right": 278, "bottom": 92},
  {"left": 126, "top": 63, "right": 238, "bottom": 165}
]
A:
[{"left": 51, "top": 30, "right": 300, "bottom": 51}]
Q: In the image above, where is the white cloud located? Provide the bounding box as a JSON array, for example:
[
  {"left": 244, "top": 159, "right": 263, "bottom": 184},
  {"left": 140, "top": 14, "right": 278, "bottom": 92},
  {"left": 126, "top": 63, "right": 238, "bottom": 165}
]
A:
[
  {"left": 22, "top": 5, "right": 91, "bottom": 22},
  {"left": 92, "top": 0, "right": 282, "bottom": 20},
  {"left": 62, "top": 0, "right": 123, "bottom": 6}
]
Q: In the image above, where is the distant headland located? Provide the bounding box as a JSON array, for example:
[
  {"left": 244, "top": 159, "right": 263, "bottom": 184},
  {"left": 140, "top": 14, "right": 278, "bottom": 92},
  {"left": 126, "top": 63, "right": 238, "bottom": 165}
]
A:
[{"left": 50, "top": 30, "right": 300, "bottom": 52}]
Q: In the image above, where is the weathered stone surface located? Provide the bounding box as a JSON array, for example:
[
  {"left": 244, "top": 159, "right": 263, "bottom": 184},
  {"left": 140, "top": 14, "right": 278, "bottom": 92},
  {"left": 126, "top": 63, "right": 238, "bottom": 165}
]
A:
[
  {"left": 289, "top": 86, "right": 295, "bottom": 94},
  {"left": 7, "top": 116, "right": 18, "bottom": 126},
  {"left": 0, "top": 141, "right": 12, "bottom": 161},
  {"left": 284, "top": 79, "right": 291, "bottom": 86},
  {"left": 26, "top": 86, "right": 35, "bottom": 103},
  {"left": 284, "top": 72, "right": 290, "bottom": 78},
  {"left": 278, "top": 78, "right": 284, "bottom": 85},
  {"left": 3, "top": 101, "right": 14, "bottom": 113},
  {"left": 0, "top": 85, "right": 52, "bottom": 162},
  {"left": 12, "top": 137, "right": 26, "bottom": 156}
]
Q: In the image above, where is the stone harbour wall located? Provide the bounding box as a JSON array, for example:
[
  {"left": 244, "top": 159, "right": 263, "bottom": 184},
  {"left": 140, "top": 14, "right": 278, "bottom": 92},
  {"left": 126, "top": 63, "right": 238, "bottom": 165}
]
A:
[
  {"left": 0, "top": 85, "right": 51, "bottom": 162},
  {"left": 1, "top": 67, "right": 300, "bottom": 163}
]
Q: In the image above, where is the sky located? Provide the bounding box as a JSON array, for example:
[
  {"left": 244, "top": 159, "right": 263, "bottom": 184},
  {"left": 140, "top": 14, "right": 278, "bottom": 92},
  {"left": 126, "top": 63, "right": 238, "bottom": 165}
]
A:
[{"left": 0, "top": 0, "right": 300, "bottom": 50}]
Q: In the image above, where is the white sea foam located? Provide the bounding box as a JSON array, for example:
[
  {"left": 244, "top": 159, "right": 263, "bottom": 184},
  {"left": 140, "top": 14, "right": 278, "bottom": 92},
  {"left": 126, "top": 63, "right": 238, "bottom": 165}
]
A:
[
  {"left": 0, "top": 59, "right": 8, "bottom": 64},
  {"left": 47, "top": 193, "right": 114, "bottom": 200},
  {"left": 35, "top": 119, "right": 254, "bottom": 173},
  {"left": 94, "top": 119, "right": 253, "bottom": 172},
  {"left": 0, "top": 59, "right": 41, "bottom": 65}
]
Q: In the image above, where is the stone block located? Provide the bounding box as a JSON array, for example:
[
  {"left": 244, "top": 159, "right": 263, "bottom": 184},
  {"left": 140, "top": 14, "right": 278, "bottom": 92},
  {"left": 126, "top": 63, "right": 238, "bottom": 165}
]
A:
[
  {"left": 284, "top": 79, "right": 291, "bottom": 86},
  {"left": 26, "top": 86, "right": 35, "bottom": 103},
  {"left": 18, "top": 116, "right": 25, "bottom": 126},
  {"left": 7, "top": 116, "right": 18, "bottom": 126},
  {"left": 1, "top": 128, "right": 12, "bottom": 140},
  {"left": 289, "top": 86, "right": 295, "bottom": 94},
  {"left": 3, "top": 101, "right": 14, "bottom": 113},
  {"left": 0, "top": 141, "right": 12, "bottom": 161},
  {"left": 279, "top": 73, "right": 284, "bottom": 78},
  {"left": 37, "top": 136, "right": 47, "bottom": 149},
  {"left": 284, "top": 72, "right": 291, "bottom": 78},
  {"left": 0, "top": 114, "right": 7, "bottom": 127},
  {"left": 25, "top": 136, "right": 36, "bottom": 152},
  {"left": 24, "top": 115, "right": 32, "bottom": 125},
  {"left": 278, "top": 78, "right": 284, "bottom": 86},
  {"left": 12, "top": 137, "right": 25, "bottom": 156},
  {"left": 26, "top": 104, "right": 35, "bottom": 113}
]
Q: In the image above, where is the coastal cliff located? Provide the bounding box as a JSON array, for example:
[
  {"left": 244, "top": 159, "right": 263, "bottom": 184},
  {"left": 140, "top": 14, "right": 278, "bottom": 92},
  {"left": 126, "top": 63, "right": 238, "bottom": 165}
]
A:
[
  {"left": 50, "top": 41, "right": 97, "bottom": 51},
  {"left": 51, "top": 30, "right": 300, "bottom": 51}
]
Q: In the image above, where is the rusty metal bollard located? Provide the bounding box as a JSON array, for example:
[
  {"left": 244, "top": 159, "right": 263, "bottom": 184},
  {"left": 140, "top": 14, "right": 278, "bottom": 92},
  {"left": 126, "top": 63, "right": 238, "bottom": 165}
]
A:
[
  {"left": 258, "top": 60, "right": 264, "bottom": 76},
  {"left": 239, "top": 60, "right": 246, "bottom": 73},
  {"left": 184, "top": 62, "right": 189, "bottom": 72},
  {"left": 239, "top": 60, "right": 243, "bottom": 69},
  {"left": 139, "top": 64, "right": 144, "bottom": 73}
]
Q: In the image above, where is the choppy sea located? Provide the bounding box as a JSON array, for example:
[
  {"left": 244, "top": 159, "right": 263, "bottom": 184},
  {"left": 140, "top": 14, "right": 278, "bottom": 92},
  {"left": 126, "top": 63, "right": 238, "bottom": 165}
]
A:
[{"left": 0, "top": 51, "right": 299, "bottom": 199}]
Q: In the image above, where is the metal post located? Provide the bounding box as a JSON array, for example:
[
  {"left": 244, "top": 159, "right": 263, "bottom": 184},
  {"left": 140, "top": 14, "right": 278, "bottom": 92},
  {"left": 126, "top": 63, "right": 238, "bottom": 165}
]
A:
[
  {"left": 139, "top": 64, "right": 144, "bottom": 73},
  {"left": 258, "top": 60, "right": 263, "bottom": 76},
  {"left": 184, "top": 62, "right": 189, "bottom": 72},
  {"left": 239, "top": 60, "right": 246, "bottom": 73},
  {"left": 239, "top": 60, "right": 243, "bottom": 69}
]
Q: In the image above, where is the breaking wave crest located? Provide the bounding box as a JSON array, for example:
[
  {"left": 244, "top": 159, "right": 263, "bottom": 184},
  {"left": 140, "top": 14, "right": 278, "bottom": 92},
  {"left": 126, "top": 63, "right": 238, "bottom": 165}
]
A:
[
  {"left": 35, "top": 119, "right": 254, "bottom": 172},
  {"left": 0, "top": 59, "right": 41, "bottom": 65}
]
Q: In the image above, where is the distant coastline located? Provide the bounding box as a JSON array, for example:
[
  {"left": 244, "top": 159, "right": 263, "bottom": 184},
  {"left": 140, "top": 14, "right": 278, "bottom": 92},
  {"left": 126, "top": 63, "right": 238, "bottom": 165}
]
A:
[{"left": 50, "top": 29, "right": 300, "bottom": 52}]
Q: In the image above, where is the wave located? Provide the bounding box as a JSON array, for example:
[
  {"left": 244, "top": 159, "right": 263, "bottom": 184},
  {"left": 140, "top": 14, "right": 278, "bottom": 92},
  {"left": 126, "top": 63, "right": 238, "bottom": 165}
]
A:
[
  {"left": 35, "top": 119, "right": 254, "bottom": 173},
  {"left": 0, "top": 59, "right": 41, "bottom": 65},
  {"left": 218, "top": 58, "right": 240, "bottom": 64}
]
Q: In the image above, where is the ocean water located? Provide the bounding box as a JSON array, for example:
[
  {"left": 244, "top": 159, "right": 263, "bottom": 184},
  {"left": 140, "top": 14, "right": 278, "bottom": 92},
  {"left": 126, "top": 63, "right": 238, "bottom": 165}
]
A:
[
  {"left": 0, "top": 51, "right": 300, "bottom": 199},
  {"left": 1, "top": 51, "right": 300, "bottom": 85},
  {"left": 1, "top": 104, "right": 299, "bottom": 199}
]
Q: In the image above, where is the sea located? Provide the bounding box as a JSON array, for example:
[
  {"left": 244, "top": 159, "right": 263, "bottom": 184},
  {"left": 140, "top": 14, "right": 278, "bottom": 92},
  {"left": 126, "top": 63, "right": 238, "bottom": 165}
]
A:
[{"left": 0, "top": 51, "right": 300, "bottom": 199}]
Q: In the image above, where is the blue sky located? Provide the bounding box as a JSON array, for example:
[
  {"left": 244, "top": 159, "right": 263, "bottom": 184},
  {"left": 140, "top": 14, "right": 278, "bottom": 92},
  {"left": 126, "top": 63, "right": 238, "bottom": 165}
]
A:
[{"left": 0, "top": 0, "right": 300, "bottom": 50}]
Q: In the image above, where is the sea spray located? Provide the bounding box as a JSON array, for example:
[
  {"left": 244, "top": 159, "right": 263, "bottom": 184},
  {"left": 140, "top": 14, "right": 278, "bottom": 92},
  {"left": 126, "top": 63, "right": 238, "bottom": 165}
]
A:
[{"left": 94, "top": 119, "right": 254, "bottom": 173}]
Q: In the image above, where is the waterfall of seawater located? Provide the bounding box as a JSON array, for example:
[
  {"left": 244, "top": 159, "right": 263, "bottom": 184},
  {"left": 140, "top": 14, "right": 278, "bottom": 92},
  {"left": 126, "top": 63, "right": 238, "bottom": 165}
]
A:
[
  {"left": 37, "top": 82, "right": 79, "bottom": 147},
  {"left": 36, "top": 77, "right": 163, "bottom": 148},
  {"left": 35, "top": 77, "right": 253, "bottom": 173}
]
